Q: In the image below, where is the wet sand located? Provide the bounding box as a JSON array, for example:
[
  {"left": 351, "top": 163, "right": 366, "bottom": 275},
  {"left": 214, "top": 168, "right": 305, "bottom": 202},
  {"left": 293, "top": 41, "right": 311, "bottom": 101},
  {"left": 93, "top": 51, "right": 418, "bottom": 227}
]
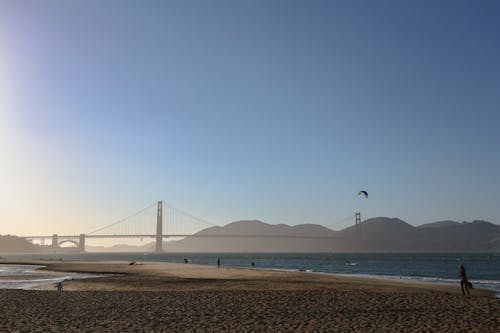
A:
[{"left": 0, "top": 260, "right": 499, "bottom": 332}]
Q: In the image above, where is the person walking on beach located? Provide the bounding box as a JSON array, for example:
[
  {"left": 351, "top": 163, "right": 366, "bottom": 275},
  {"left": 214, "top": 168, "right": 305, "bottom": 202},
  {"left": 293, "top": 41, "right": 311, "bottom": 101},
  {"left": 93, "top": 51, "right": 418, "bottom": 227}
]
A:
[
  {"left": 217, "top": 258, "right": 220, "bottom": 268},
  {"left": 56, "top": 282, "right": 63, "bottom": 293},
  {"left": 459, "top": 264, "right": 470, "bottom": 296}
]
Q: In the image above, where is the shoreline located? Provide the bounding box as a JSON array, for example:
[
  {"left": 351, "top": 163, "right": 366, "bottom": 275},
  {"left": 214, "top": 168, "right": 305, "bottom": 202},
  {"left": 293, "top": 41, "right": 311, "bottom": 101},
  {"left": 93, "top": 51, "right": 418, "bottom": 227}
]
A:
[
  {"left": 0, "top": 258, "right": 495, "bottom": 297},
  {"left": 1, "top": 259, "right": 499, "bottom": 332},
  {"left": 3, "top": 252, "right": 497, "bottom": 294}
]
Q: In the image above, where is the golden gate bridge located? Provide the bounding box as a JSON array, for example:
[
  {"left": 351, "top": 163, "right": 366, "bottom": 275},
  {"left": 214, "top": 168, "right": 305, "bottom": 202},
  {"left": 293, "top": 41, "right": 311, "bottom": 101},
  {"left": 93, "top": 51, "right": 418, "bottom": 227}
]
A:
[{"left": 22, "top": 200, "right": 362, "bottom": 253}]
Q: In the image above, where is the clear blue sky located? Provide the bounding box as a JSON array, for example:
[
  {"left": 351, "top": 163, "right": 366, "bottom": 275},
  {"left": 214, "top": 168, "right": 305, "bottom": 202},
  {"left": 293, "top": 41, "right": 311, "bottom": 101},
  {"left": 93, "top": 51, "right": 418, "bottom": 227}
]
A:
[{"left": 1, "top": 0, "right": 499, "bottom": 235}]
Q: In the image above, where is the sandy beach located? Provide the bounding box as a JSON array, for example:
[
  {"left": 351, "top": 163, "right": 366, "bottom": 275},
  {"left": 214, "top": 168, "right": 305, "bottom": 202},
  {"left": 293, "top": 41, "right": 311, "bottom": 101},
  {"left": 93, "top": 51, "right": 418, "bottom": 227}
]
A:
[{"left": 0, "top": 259, "right": 499, "bottom": 332}]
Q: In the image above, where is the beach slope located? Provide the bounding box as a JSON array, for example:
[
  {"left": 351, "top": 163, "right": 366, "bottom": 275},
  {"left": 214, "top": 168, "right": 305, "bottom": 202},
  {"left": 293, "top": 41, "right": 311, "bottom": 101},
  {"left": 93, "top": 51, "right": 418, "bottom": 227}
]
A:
[{"left": 0, "top": 260, "right": 498, "bottom": 332}]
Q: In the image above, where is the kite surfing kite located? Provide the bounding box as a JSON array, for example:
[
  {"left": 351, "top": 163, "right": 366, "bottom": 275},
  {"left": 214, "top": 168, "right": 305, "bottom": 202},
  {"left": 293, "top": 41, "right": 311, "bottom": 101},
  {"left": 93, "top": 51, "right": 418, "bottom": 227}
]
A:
[{"left": 358, "top": 190, "right": 368, "bottom": 198}]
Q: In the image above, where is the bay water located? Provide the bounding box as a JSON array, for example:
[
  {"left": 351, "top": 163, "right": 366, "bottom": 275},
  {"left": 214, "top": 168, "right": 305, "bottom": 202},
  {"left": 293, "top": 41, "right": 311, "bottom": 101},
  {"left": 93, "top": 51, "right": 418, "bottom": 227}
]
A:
[{"left": 2, "top": 252, "right": 499, "bottom": 296}]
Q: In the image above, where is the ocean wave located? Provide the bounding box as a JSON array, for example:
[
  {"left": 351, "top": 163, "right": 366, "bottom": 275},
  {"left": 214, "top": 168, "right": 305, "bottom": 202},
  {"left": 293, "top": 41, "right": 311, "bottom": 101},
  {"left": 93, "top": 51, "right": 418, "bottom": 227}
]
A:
[{"left": 0, "top": 264, "right": 106, "bottom": 290}]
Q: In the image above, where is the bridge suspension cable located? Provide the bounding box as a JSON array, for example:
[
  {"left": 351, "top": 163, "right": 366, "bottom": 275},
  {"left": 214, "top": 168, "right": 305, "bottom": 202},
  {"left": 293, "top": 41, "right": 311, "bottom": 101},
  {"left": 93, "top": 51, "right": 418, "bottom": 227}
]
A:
[
  {"left": 85, "top": 201, "right": 225, "bottom": 237},
  {"left": 87, "top": 202, "right": 157, "bottom": 236},
  {"left": 163, "top": 202, "right": 220, "bottom": 235},
  {"left": 326, "top": 214, "right": 356, "bottom": 230}
]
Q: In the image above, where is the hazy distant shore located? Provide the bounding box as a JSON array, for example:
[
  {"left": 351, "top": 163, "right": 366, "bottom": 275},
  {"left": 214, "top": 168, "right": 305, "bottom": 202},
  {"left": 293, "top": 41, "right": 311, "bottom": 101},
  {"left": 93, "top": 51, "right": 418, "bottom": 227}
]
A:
[{"left": 0, "top": 259, "right": 499, "bottom": 332}]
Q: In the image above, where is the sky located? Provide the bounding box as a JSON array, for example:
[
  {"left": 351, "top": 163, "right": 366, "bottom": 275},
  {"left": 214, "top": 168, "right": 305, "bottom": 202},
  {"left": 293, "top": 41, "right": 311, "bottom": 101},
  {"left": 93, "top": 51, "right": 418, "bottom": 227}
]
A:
[{"left": 1, "top": 0, "right": 499, "bottom": 238}]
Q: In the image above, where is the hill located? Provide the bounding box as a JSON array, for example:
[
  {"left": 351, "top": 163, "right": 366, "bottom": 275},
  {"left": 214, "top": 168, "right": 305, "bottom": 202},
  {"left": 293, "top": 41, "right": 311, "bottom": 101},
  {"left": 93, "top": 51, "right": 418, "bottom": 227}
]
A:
[
  {"left": 86, "top": 244, "right": 151, "bottom": 252},
  {"left": 418, "top": 220, "right": 461, "bottom": 229},
  {"left": 164, "top": 220, "right": 337, "bottom": 252},
  {"left": 84, "top": 218, "right": 500, "bottom": 253},
  {"left": 0, "top": 235, "right": 45, "bottom": 253},
  {"left": 162, "top": 218, "right": 500, "bottom": 253}
]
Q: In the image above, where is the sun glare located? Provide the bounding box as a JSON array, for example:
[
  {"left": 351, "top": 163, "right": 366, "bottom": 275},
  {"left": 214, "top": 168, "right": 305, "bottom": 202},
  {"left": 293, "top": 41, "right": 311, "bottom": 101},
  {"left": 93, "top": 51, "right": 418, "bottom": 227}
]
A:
[
  {"left": 0, "top": 57, "right": 18, "bottom": 228},
  {"left": 0, "top": 55, "right": 12, "bottom": 142}
]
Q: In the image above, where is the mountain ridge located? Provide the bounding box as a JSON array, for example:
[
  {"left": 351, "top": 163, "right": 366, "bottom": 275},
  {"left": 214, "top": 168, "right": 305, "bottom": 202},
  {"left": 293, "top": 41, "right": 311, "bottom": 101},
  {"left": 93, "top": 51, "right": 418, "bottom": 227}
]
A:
[
  {"left": 6, "top": 218, "right": 497, "bottom": 253},
  {"left": 161, "top": 218, "right": 500, "bottom": 253}
]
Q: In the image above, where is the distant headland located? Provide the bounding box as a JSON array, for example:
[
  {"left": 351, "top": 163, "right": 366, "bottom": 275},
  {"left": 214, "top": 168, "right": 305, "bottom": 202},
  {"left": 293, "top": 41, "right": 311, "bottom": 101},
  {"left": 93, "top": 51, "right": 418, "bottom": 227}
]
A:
[{"left": 3, "top": 218, "right": 499, "bottom": 253}]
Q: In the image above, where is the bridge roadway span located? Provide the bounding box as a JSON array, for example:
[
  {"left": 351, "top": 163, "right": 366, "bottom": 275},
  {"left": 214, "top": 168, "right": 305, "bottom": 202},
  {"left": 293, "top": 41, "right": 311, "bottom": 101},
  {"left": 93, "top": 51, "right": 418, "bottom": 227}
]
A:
[
  {"left": 22, "top": 233, "right": 340, "bottom": 253},
  {"left": 24, "top": 234, "right": 339, "bottom": 239},
  {"left": 21, "top": 201, "right": 354, "bottom": 253}
]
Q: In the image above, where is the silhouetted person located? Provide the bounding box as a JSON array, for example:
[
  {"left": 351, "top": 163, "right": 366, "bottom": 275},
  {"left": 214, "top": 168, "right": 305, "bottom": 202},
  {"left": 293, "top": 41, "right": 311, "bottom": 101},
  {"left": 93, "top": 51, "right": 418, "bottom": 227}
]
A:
[
  {"left": 184, "top": 258, "right": 188, "bottom": 264},
  {"left": 459, "top": 264, "right": 470, "bottom": 296},
  {"left": 251, "top": 261, "right": 255, "bottom": 268},
  {"left": 217, "top": 258, "right": 220, "bottom": 268},
  {"left": 56, "top": 282, "right": 63, "bottom": 293}
]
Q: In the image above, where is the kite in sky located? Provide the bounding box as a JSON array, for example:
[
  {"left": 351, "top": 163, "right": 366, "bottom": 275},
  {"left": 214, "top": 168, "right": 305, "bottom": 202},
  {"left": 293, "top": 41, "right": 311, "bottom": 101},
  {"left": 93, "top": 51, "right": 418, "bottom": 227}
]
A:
[{"left": 358, "top": 190, "right": 368, "bottom": 198}]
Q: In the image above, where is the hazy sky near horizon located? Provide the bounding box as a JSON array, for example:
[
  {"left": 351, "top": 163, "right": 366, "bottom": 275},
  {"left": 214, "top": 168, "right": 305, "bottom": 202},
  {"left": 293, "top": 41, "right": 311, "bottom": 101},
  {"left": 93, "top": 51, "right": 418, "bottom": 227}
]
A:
[{"left": 1, "top": 0, "right": 499, "bottom": 237}]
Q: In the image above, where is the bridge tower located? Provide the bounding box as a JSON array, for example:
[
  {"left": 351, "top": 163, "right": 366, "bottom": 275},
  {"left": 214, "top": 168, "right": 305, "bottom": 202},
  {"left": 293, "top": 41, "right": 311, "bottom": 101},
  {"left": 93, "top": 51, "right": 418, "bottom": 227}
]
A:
[
  {"left": 355, "top": 212, "right": 361, "bottom": 231},
  {"left": 155, "top": 201, "right": 163, "bottom": 253},
  {"left": 79, "top": 234, "right": 86, "bottom": 253},
  {"left": 52, "top": 234, "right": 58, "bottom": 252}
]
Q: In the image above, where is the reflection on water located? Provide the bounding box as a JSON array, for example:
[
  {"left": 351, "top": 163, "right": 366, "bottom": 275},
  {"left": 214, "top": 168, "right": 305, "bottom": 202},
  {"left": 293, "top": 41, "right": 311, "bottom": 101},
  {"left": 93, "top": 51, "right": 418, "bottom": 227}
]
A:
[{"left": 0, "top": 264, "right": 106, "bottom": 289}]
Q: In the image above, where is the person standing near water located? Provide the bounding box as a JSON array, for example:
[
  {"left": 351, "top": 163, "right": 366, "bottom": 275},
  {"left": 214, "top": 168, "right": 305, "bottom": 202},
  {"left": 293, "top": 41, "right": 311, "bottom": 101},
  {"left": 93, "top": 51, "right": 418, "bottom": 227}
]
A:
[
  {"left": 458, "top": 264, "right": 470, "bottom": 296},
  {"left": 217, "top": 258, "right": 220, "bottom": 268}
]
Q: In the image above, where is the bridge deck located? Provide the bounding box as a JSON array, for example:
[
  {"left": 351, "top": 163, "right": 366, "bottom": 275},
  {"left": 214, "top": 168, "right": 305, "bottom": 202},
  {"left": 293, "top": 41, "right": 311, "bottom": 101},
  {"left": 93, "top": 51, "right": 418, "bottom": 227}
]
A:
[{"left": 23, "top": 234, "right": 340, "bottom": 240}]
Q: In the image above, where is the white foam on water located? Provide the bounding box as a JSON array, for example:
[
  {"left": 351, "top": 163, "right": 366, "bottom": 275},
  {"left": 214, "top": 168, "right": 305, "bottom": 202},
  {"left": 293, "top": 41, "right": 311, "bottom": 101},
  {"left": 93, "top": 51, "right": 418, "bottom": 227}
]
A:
[
  {"left": 0, "top": 264, "right": 107, "bottom": 290},
  {"left": 333, "top": 272, "right": 500, "bottom": 298}
]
